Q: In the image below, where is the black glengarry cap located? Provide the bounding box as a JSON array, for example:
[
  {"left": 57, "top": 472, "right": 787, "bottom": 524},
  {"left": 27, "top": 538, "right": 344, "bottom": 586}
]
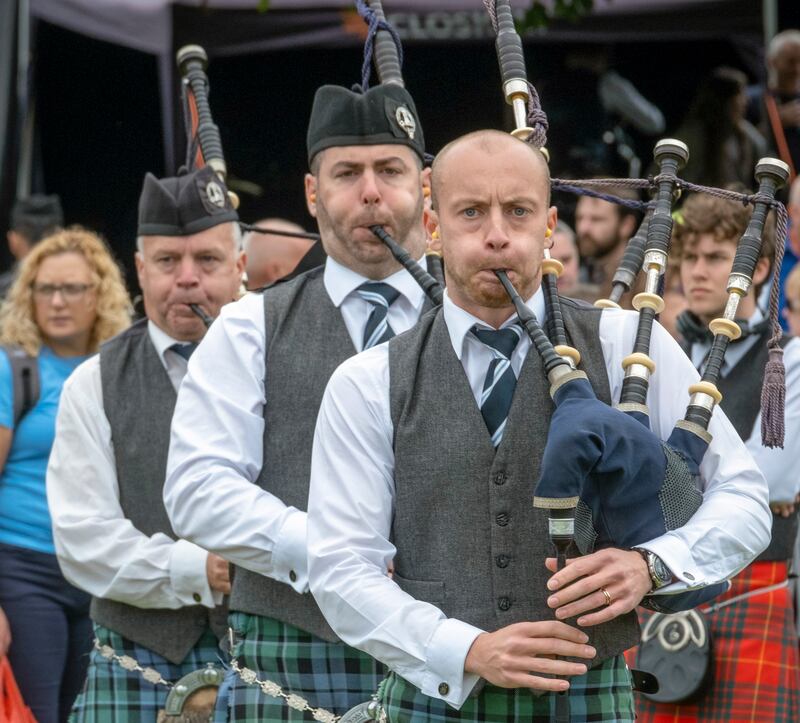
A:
[
  {"left": 307, "top": 84, "right": 425, "bottom": 165},
  {"left": 137, "top": 166, "right": 238, "bottom": 237}
]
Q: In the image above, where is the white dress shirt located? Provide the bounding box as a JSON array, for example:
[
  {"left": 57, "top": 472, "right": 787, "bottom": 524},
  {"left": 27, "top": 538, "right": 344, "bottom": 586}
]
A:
[
  {"left": 307, "top": 289, "right": 771, "bottom": 708},
  {"left": 164, "top": 257, "right": 428, "bottom": 594},
  {"left": 689, "top": 307, "right": 800, "bottom": 503},
  {"left": 47, "top": 321, "right": 221, "bottom": 609}
]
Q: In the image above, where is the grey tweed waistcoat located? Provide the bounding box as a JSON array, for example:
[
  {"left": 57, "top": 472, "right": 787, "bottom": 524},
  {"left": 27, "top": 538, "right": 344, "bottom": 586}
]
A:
[
  {"left": 92, "top": 319, "right": 228, "bottom": 664},
  {"left": 230, "top": 267, "right": 365, "bottom": 640},
  {"left": 230, "top": 266, "right": 434, "bottom": 638},
  {"left": 388, "top": 300, "right": 640, "bottom": 665}
]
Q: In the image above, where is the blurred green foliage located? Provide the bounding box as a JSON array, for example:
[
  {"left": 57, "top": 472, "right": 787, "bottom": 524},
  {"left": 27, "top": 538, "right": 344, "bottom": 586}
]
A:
[{"left": 519, "top": 0, "right": 594, "bottom": 30}]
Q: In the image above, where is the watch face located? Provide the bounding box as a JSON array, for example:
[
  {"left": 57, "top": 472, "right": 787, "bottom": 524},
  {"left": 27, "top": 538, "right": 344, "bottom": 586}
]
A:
[{"left": 653, "top": 556, "right": 671, "bottom": 583}]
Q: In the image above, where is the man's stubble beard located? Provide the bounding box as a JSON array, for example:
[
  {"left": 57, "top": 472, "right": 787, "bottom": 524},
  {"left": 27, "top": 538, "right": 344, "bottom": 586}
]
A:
[
  {"left": 581, "top": 232, "right": 621, "bottom": 261},
  {"left": 447, "top": 261, "right": 538, "bottom": 311},
  {"left": 315, "top": 191, "right": 425, "bottom": 278}
]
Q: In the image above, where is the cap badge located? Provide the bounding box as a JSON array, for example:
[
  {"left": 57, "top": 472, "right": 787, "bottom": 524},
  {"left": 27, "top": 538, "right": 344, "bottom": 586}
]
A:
[
  {"left": 395, "top": 106, "right": 416, "bottom": 140},
  {"left": 206, "top": 180, "right": 226, "bottom": 209}
]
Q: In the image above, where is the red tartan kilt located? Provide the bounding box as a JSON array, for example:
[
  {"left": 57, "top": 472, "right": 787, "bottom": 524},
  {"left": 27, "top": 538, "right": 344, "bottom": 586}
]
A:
[{"left": 625, "top": 560, "right": 800, "bottom": 722}]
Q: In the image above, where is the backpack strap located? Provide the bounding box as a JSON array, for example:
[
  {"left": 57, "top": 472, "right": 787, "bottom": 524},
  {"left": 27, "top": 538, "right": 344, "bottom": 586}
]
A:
[
  {"left": 0, "top": 345, "right": 40, "bottom": 428},
  {"left": 763, "top": 91, "right": 797, "bottom": 183}
]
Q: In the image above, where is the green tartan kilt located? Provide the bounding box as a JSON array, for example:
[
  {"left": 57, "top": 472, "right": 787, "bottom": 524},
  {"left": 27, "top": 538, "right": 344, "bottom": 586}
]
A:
[
  {"left": 379, "top": 654, "right": 635, "bottom": 722},
  {"left": 219, "top": 612, "right": 383, "bottom": 722},
  {"left": 70, "top": 624, "right": 223, "bottom": 723}
]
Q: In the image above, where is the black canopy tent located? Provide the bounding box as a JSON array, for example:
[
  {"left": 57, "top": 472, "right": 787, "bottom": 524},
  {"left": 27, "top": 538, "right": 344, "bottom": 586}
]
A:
[
  {"left": 24, "top": 0, "right": 765, "bottom": 175},
  {"left": 0, "top": 0, "right": 770, "bottom": 277}
]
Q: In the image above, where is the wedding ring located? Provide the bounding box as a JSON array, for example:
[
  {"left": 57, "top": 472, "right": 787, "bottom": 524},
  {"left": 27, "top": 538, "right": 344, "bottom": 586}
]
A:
[{"left": 600, "top": 587, "right": 612, "bottom": 606}]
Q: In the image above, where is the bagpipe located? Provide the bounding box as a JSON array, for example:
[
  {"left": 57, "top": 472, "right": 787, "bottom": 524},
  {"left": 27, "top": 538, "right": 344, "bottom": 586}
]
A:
[
  {"left": 176, "top": 44, "right": 236, "bottom": 204},
  {"left": 484, "top": 0, "right": 788, "bottom": 607},
  {"left": 175, "top": 44, "right": 242, "bottom": 326},
  {"left": 177, "top": 44, "right": 324, "bottom": 305}
]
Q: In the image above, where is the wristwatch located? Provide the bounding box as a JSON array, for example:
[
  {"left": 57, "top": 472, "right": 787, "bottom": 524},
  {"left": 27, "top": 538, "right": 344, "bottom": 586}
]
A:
[{"left": 632, "top": 548, "right": 674, "bottom": 591}]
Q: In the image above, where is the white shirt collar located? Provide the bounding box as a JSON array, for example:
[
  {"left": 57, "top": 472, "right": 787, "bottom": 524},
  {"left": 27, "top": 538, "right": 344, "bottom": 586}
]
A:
[
  {"left": 722, "top": 305, "right": 768, "bottom": 371},
  {"left": 323, "top": 255, "right": 427, "bottom": 310},
  {"left": 443, "top": 286, "right": 546, "bottom": 360},
  {"left": 147, "top": 320, "right": 188, "bottom": 369},
  {"left": 745, "top": 304, "right": 766, "bottom": 327}
]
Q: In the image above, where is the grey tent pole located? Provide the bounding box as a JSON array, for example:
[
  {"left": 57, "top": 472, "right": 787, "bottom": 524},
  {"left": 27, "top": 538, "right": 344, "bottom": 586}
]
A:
[
  {"left": 15, "top": 0, "right": 33, "bottom": 197},
  {"left": 158, "top": 49, "right": 176, "bottom": 174},
  {"left": 0, "top": 0, "right": 17, "bottom": 204},
  {"left": 762, "top": 0, "right": 777, "bottom": 49}
]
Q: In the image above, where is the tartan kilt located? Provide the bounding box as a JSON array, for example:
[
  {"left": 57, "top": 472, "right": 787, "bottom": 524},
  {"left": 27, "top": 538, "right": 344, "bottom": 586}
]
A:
[
  {"left": 70, "top": 624, "right": 223, "bottom": 722},
  {"left": 219, "top": 612, "right": 383, "bottom": 722},
  {"left": 379, "top": 654, "right": 635, "bottom": 722},
  {"left": 628, "top": 560, "right": 800, "bottom": 722}
]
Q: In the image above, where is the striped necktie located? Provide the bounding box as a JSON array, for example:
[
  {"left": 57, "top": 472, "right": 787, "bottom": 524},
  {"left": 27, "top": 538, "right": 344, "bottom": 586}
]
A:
[
  {"left": 471, "top": 325, "right": 522, "bottom": 447},
  {"left": 169, "top": 342, "right": 198, "bottom": 361},
  {"left": 358, "top": 282, "right": 401, "bottom": 350}
]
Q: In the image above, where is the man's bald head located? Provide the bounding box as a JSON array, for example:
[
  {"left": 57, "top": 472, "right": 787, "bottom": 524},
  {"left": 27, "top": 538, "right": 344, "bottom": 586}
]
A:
[
  {"left": 244, "top": 218, "right": 314, "bottom": 289},
  {"left": 425, "top": 129, "right": 557, "bottom": 326},
  {"left": 430, "top": 130, "right": 551, "bottom": 211}
]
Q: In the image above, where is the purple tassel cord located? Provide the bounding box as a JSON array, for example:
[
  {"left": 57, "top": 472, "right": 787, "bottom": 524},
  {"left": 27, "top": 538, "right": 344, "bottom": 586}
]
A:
[
  {"left": 760, "top": 201, "right": 788, "bottom": 448},
  {"left": 761, "top": 347, "right": 785, "bottom": 449}
]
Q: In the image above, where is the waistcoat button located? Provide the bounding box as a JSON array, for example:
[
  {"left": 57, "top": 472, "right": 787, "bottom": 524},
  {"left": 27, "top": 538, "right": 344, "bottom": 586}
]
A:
[
  {"left": 496, "top": 554, "right": 510, "bottom": 568},
  {"left": 496, "top": 512, "right": 509, "bottom": 526},
  {"left": 493, "top": 472, "right": 506, "bottom": 486},
  {"left": 498, "top": 596, "right": 512, "bottom": 611}
]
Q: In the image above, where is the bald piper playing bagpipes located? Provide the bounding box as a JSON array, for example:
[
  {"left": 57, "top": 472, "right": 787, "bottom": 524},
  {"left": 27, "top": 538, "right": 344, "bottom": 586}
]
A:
[{"left": 305, "top": 129, "right": 772, "bottom": 722}]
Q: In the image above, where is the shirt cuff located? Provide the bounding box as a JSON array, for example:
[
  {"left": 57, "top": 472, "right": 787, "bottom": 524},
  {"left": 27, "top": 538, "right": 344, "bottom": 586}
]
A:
[
  {"left": 419, "top": 618, "right": 484, "bottom": 708},
  {"left": 637, "top": 535, "right": 706, "bottom": 594},
  {"left": 169, "top": 539, "right": 221, "bottom": 607},
  {"left": 271, "top": 509, "right": 309, "bottom": 593}
]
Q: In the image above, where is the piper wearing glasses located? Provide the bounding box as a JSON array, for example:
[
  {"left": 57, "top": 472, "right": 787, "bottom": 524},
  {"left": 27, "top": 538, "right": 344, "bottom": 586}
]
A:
[{"left": 0, "top": 227, "right": 131, "bottom": 723}]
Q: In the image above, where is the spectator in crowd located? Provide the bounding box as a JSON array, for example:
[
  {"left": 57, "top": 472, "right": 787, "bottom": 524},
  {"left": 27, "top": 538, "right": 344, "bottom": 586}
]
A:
[
  {"left": 551, "top": 221, "right": 579, "bottom": 291},
  {"left": 1, "top": 195, "right": 64, "bottom": 300},
  {"left": 636, "top": 192, "right": 800, "bottom": 721},
  {"left": 775, "top": 175, "right": 800, "bottom": 329},
  {"left": 785, "top": 263, "right": 800, "bottom": 335},
  {"left": 243, "top": 218, "right": 314, "bottom": 289},
  {"left": 550, "top": 220, "right": 600, "bottom": 303},
  {"left": 0, "top": 228, "right": 131, "bottom": 723},
  {"left": 676, "top": 66, "right": 767, "bottom": 188},
  {"left": 747, "top": 29, "right": 800, "bottom": 181},
  {"left": 574, "top": 187, "right": 640, "bottom": 304}
]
